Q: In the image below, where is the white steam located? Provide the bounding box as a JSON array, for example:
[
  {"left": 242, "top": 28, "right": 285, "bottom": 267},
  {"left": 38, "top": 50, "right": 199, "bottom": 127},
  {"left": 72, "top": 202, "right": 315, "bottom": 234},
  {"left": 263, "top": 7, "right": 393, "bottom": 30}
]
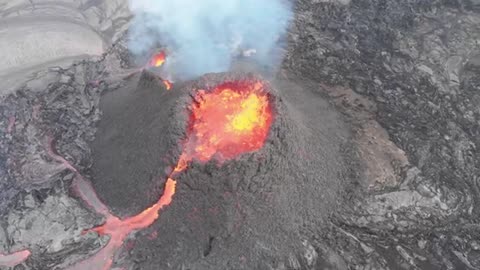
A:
[{"left": 128, "top": 0, "right": 292, "bottom": 79}]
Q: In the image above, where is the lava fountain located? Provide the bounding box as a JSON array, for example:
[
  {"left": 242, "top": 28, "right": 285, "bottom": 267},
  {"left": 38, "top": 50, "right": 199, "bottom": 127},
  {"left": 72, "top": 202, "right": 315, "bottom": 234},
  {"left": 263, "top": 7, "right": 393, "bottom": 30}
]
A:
[
  {"left": 178, "top": 80, "right": 273, "bottom": 164},
  {"left": 147, "top": 51, "right": 173, "bottom": 90},
  {"left": 68, "top": 79, "right": 273, "bottom": 269},
  {"left": 124, "top": 51, "right": 173, "bottom": 90},
  {"left": 148, "top": 51, "right": 166, "bottom": 68}
]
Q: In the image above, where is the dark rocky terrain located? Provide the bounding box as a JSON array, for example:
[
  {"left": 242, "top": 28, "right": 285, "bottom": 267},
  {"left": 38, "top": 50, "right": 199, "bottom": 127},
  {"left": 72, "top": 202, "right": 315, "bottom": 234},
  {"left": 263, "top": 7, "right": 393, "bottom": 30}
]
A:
[
  {"left": 286, "top": 0, "right": 480, "bottom": 269},
  {"left": 0, "top": 0, "right": 479, "bottom": 269}
]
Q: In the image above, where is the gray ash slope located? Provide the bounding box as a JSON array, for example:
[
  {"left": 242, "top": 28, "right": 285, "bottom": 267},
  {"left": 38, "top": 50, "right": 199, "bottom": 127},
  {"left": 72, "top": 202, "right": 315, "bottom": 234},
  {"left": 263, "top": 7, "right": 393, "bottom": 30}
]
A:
[
  {"left": 287, "top": 0, "right": 480, "bottom": 269},
  {"left": 88, "top": 70, "right": 184, "bottom": 217},
  {"left": 92, "top": 71, "right": 352, "bottom": 269}
]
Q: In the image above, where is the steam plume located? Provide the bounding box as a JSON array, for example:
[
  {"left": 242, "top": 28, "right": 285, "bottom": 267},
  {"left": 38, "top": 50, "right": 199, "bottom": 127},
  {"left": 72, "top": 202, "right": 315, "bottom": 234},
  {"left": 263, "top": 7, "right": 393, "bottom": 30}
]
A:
[{"left": 128, "top": 0, "right": 292, "bottom": 79}]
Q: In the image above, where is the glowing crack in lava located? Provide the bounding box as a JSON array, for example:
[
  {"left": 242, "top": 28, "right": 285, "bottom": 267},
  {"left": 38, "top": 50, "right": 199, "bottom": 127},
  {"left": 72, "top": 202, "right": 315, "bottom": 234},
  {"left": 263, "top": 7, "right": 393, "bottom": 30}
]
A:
[{"left": 47, "top": 80, "right": 272, "bottom": 270}]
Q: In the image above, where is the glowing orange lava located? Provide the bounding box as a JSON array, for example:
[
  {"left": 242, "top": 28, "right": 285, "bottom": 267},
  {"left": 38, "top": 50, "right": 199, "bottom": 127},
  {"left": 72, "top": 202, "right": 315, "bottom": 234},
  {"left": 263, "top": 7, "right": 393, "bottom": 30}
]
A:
[
  {"left": 68, "top": 163, "right": 180, "bottom": 270},
  {"left": 60, "top": 80, "right": 273, "bottom": 270},
  {"left": 182, "top": 80, "right": 273, "bottom": 162},
  {"left": 148, "top": 51, "right": 166, "bottom": 68},
  {"left": 163, "top": 79, "right": 173, "bottom": 90}
]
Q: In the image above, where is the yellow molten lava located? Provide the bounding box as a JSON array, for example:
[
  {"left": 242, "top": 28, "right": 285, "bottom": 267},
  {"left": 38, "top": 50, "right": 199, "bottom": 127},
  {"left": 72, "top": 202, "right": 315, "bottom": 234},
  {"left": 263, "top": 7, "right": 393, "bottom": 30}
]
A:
[
  {"left": 184, "top": 80, "right": 273, "bottom": 162},
  {"left": 229, "top": 92, "right": 266, "bottom": 132}
]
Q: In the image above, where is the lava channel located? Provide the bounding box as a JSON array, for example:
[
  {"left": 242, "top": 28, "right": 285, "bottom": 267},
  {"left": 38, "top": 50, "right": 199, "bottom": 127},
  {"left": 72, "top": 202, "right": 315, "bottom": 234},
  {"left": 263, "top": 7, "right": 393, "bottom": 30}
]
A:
[
  {"left": 181, "top": 80, "right": 273, "bottom": 163},
  {"left": 146, "top": 51, "right": 173, "bottom": 90},
  {"left": 49, "top": 79, "right": 273, "bottom": 269}
]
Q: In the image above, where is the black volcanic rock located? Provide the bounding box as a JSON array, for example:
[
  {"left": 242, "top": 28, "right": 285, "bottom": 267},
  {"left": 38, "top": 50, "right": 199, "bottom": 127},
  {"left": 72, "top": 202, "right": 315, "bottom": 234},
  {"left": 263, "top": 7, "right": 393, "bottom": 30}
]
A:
[{"left": 286, "top": 0, "right": 480, "bottom": 269}]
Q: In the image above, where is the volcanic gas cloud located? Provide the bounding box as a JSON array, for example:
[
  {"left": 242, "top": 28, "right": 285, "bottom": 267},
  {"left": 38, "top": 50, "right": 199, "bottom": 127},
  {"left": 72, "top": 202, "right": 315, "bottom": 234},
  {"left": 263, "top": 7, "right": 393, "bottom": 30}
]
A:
[
  {"left": 66, "top": 79, "right": 273, "bottom": 269},
  {"left": 128, "top": 0, "right": 292, "bottom": 79}
]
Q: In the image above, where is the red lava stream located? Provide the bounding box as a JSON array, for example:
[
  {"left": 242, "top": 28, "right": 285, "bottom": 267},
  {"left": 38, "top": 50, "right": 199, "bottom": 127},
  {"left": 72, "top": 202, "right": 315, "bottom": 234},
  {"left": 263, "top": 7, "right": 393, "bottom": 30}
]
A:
[
  {"left": 48, "top": 140, "right": 180, "bottom": 270},
  {"left": 0, "top": 80, "right": 273, "bottom": 269}
]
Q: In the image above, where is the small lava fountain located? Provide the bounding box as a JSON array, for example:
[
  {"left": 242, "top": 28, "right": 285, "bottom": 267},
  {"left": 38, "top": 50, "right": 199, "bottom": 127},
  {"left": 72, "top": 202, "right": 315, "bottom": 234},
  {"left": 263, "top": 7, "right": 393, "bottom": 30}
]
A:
[
  {"left": 125, "top": 51, "right": 174, "bottom": 90},
  {"left": 147, "top": 51, "right": 174, "bottom": 90},
  {"left": 67, "top": 79, "right": 273, "bottom": 269},
  {"left": 148, "top": 51, "right": 166, "bottom": 68}
]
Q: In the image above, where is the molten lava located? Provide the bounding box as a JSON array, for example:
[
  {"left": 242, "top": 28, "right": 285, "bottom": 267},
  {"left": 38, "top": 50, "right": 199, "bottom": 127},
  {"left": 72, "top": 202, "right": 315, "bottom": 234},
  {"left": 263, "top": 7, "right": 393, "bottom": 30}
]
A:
[
  {"left": 163, "top": 79, "right": 172, "bottom": 90},
  {"left": 183, "top": 80, "right": 273, "bottom": 162},
  {"left": 57, "top": 80, "right": 273, "bottom": 270},
  {"left": 0, "top": 250, "right": 31, "bottom": 267},
  {"left": 148, "top": 51, "right": 166, "bottom": 68},
  {"left": 145, "top": 51, "right": 173, "bottom": 90}
]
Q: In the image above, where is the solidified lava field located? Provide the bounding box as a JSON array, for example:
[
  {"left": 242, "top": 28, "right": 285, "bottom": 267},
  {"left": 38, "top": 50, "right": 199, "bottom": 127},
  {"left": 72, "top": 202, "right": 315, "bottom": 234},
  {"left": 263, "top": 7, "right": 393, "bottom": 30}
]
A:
[{"left": 1, "top": 0, "right": 480, "bottom": 270}]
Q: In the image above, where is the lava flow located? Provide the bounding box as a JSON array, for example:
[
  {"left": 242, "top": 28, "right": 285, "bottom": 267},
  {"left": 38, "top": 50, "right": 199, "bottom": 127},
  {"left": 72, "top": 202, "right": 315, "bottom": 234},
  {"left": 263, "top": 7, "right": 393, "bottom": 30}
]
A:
[
  {"left": 163, "top": 79, "right": 172, "bottom": 90},
  {"left": 124, "top": 51, "right": 174, "bottom": 90},
  {"left": 50, "top": 80, "right": 273, "bottom": 269}
]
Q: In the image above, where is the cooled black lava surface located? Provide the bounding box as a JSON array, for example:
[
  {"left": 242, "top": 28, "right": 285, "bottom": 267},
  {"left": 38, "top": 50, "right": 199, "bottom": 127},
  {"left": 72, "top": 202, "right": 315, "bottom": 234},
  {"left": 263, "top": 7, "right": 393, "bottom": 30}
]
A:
[{"left": 90, "top": 71, "right": 352, "bottom": 269}]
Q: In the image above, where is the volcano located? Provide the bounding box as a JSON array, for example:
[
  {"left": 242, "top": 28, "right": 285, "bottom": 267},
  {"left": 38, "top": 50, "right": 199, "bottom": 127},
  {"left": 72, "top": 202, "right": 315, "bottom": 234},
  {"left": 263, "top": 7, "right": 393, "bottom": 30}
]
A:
[
  {"left": 64, "top": 70, "right": 348, "bottom": 269},
  {"left": 0, "top": 54, "right": 350, "bottom": 269}
]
